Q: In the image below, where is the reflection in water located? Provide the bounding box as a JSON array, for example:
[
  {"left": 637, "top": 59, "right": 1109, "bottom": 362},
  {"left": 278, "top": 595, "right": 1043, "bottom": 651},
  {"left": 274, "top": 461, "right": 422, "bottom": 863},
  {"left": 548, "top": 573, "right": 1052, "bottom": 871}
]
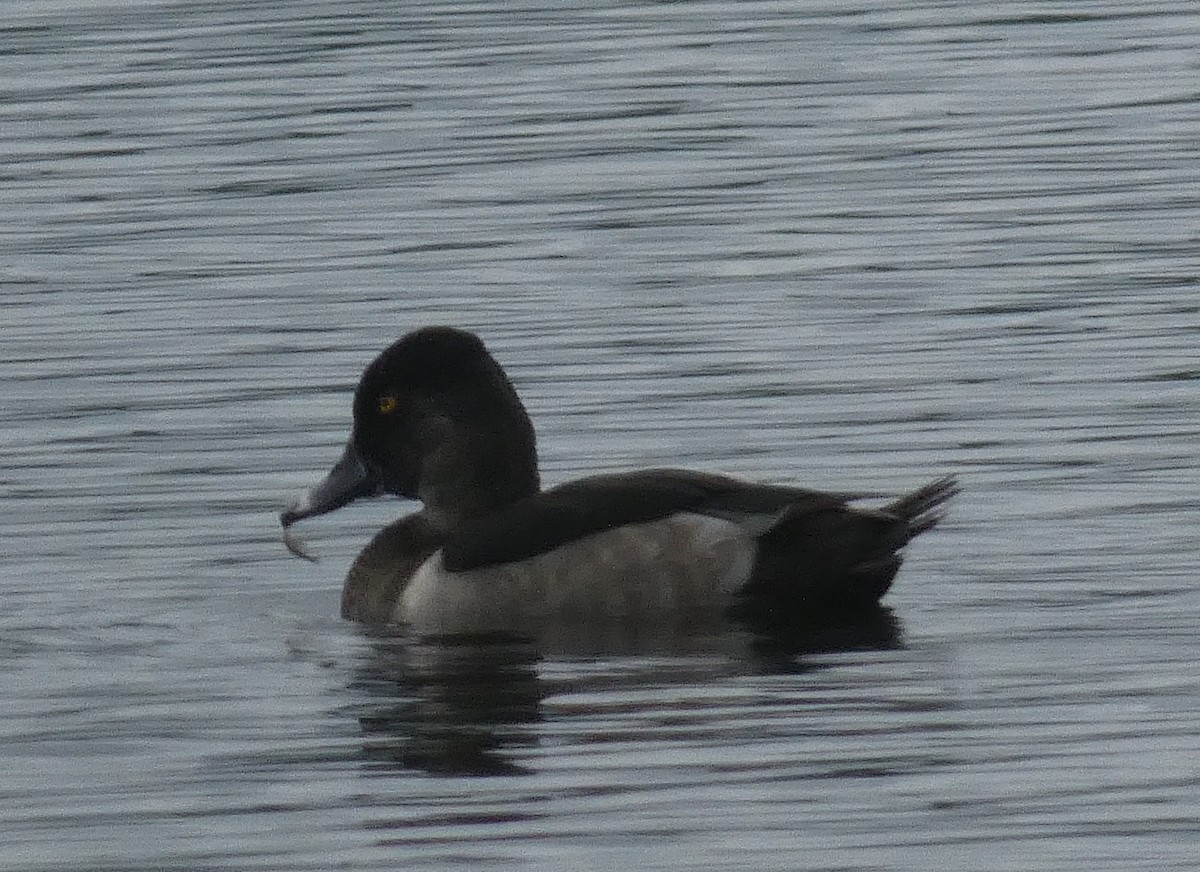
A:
[
  {"left": 3, "top": 0, "right": 1199, "bottom": 868},
  {"left": 345, "top": 609, "right": 904, "bottom": 777},
  {"left": 349, "top": 633, "right": 543, "bottom": 776},
  {"left": 741, "top": 606, "right": 903, "bottom": 671}
]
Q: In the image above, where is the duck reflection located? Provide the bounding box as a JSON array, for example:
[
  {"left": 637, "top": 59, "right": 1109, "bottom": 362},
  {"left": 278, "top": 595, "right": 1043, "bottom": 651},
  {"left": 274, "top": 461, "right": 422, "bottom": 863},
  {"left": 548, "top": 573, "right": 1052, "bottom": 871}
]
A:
[
  {"left": 740, "top": 605, "right": 903, "bottom": 672},
  {"left": 343, "top": 609, "right": 902, "bottom": 777},
  {"left": 348, "top": 631, "right": 543, "bottom": 776}
]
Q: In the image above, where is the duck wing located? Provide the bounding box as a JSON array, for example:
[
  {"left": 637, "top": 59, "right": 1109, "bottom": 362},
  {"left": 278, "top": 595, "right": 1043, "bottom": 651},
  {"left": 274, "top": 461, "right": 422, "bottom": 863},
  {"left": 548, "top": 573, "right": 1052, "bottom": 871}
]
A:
[
  {"left": 442, "top": 468, "right": 865, "bottom": 572},
  {"left": 735, "top": 474, "right": 958, "bottom": 613}
]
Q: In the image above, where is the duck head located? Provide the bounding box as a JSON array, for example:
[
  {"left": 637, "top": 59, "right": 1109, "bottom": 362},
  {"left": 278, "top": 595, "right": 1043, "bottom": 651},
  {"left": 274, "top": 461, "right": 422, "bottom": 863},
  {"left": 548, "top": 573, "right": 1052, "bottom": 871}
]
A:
[{"left": 281, "top": 327, "right": 540, "bottom": 532}]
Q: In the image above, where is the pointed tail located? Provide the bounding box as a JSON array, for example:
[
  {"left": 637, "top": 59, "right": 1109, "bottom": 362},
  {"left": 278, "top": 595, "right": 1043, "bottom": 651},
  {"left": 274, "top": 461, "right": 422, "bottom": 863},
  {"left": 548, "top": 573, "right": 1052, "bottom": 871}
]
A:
[{"left": 887, "top": 474, "right": 959, "bottom": 540}]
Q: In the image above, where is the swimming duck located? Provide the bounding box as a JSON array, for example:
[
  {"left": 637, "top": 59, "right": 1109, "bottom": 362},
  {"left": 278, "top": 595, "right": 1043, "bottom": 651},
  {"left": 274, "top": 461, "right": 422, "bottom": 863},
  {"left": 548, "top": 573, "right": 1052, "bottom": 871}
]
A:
[{"left": 281, "top": 327, "right": 956, "bottom": 636}]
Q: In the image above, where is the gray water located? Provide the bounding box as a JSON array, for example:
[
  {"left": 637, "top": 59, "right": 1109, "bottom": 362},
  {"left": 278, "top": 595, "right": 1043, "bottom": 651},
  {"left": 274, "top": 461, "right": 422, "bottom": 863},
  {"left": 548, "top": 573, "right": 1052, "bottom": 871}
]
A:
[{"left": 3, "top": 1, "right": 1198, "bottom": 869}]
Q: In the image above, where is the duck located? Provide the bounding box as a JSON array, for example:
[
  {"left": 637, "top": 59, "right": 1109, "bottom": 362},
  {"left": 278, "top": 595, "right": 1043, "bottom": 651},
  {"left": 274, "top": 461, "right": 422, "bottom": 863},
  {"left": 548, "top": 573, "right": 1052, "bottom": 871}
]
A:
[{"left": 281, "top": 326, "right": 956, "bottom": 637}]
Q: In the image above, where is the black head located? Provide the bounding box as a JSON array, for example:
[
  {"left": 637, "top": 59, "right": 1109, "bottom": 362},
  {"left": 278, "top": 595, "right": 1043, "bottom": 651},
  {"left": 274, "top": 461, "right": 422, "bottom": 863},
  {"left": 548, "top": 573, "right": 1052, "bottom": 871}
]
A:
[
  {"left": 282, "top": 327, "right": 540, "bottom": 530},
  {"left": 354, "top": 327, "right": 540, "bottom": 498}
]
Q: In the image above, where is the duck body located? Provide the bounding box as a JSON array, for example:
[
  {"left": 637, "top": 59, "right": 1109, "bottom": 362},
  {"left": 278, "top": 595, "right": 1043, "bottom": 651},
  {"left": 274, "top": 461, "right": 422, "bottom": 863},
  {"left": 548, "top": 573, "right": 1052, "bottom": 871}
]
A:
[
  {"left": 281, "top": 327, "right": 956, "bottom": 636},
  {"left": 397, "top": 511, "right": 752, "bottom": 636}
]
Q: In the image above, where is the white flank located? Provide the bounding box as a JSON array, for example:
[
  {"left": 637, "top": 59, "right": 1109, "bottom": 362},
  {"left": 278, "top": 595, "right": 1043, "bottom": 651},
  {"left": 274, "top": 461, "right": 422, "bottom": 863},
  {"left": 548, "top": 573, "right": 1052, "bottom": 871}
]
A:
[{"left": 395, "top": 513, "right": 755, "bottom": 636}]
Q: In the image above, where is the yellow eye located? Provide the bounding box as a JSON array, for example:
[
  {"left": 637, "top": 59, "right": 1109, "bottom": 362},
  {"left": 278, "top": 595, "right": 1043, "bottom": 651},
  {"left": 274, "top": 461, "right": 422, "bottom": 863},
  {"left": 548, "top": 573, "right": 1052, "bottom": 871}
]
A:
[{"left": 377, "top": 395, "right": 398, "bottom": 415}]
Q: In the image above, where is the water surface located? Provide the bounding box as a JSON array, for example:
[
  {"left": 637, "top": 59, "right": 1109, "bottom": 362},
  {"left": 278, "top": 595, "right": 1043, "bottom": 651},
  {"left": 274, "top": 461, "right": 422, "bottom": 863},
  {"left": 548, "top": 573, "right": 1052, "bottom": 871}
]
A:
[{"left": 2, "top": 1, "right": 1198, "bottom": 870}]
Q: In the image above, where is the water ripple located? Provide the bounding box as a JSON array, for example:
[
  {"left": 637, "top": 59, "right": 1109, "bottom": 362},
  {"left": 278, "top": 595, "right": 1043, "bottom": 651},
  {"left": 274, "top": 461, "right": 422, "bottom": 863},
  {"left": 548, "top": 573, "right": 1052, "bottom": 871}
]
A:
[{"left": 2, "top": 1, "right": 1199, "bottom": 870}]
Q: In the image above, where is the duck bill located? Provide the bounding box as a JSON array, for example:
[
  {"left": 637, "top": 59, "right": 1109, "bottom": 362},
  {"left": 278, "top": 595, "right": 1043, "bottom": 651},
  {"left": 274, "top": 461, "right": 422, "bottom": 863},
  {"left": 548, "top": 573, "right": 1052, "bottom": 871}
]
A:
[{"left": 281, "top": 440, "right": 380, "bottom": 527}]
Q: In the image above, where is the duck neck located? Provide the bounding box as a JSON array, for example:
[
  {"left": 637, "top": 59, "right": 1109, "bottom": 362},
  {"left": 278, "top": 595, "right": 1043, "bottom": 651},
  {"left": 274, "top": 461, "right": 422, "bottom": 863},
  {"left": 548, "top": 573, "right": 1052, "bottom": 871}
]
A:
[{"left": 417, "top": 420, "right": 540, "bottom": 533}]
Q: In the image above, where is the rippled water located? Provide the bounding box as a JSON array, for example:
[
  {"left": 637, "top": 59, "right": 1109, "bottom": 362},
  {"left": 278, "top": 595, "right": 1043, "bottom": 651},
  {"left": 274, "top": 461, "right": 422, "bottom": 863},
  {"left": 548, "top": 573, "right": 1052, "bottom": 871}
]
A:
[{"left": 2, "top": 1, "right": 1198, "bottom": 870}]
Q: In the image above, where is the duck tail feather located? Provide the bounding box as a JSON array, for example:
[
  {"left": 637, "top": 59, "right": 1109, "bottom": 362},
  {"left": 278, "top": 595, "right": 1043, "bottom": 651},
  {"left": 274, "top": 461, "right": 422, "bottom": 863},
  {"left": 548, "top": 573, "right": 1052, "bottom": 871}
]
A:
[{"left": 886, "top": 474, "right": 959, "bottom": 540}]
